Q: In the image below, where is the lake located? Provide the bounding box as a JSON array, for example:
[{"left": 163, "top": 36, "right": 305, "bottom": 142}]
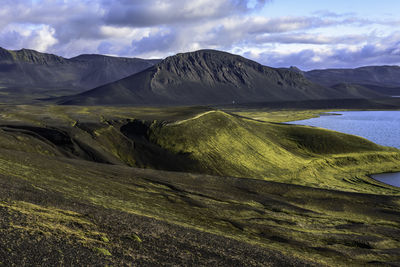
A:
[{"left": 288, "top": 111, "right": 400, "bottom": 187}]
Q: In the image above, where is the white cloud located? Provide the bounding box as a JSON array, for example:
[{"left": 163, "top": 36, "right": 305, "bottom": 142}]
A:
[
  {"left": 29, "top": 25, "right": 58, "bottom": 52},
  {"left": 0, "top": 24, "right": 57, "bottom": 52},
  {"left": 99, "top": 26, "right": 155, "bottom": 41}
]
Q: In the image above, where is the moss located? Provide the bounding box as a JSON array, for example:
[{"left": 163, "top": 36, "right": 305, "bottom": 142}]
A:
[
  {"left": 0, "top": 201, "right": 109, "bottom": 247},
  {"left": 230, "top": 109, "right": 330, "bottom": 123},
  {"left": 129, "top": 233, "right": 142, "bottom": 243},
  {"left": 150, "top": 110, "right": 400, "bottom": 193},
  {"left": 101, "top": 236, "right": 110, "bottom": 243},
  {"left": 94, "top": 247, "right": 112, "bottom": 256}
]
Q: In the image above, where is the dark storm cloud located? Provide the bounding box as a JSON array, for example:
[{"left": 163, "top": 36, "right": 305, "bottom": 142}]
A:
[
  {"left": 0, "top": 30, "right": 25, "bottom": 49},
  {"left": 206, "top": 16, "right": 337, "bottom": 47},
  {"left": 102, "top": 0, "right": 267, "bottom": 26},
  {"left": 131, "top": 30, "right": 177, "bottom": 54},
  {"left": 128, "top": 15, "right": 351, "bottom": 56},
  {"left": 0, "top": 0, "right": 270, "bottom": 54}
]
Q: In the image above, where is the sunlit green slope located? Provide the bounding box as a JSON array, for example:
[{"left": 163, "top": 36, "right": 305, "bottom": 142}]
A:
[
  {"left": 0, "top": 106, "right": 398, "bottom": 193},
  {"left": 150, "top": 110, "right": 400, "bottom": 192}
]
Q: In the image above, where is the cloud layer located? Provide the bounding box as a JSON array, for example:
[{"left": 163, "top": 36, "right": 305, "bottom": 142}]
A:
[{"left": 0, "top": 0, "right": 399, "bottom": 70}]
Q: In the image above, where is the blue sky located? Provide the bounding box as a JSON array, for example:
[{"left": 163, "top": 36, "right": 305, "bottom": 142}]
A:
[
  {"left": 261, "top": 0, "right": 397, "bottom": 17},
  {"left": 0, "top": 0, "right": 399, "bottom": 69}
]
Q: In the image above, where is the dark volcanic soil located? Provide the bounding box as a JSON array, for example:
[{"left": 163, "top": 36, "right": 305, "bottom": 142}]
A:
[{"left": 0, "top": 173, "right": 314, "bottom": 266}]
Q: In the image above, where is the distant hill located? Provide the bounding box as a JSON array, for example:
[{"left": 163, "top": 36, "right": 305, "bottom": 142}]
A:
[
  {"left": 59, "top": 50, "right": 380, "bottom": 106},
  {"left": 0, "top": 47, "right": 160, "bottom": 100},
  {"left": 304, "top": 66, "right": 400, "bottom": 96},
  {"left": 68, "top": 54, "right": 160, "bottom": 89}
]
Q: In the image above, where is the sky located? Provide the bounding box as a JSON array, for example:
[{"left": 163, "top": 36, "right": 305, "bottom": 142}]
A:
[{"left": 0, "top": 0, "right": 400, "bottom": 70}]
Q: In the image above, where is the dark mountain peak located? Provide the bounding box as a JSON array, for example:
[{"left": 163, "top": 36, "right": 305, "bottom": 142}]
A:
[
  {"left": 0, "top": 47, "right": 161, "bottom": 101},
  {"left": 14, "top": 48, "right": 67, "bottom": 65},
  {"left": 152, "top": 49, "right": 308, "bottom": 90},
  {"left": 59, "top": 49, "right": 352, "bottom": 106},
  {"left": 288, "top": 66, "right": 304, "bottom": 74},
  {"left": 165, "top": 49, "right": 257, "bottom": 68},
  {"left": 174, "top": 49, "right": 241, "bottom": 58},
  {"left": 71, "top": 54, "right": 131, "bottom": 62},
  {"left": 151, "top": 50, "right": 254, "bottom": 89},
  {"left": 71, "top": 54, "right": 110, "bottom": 60},
  {"left": 0, "top": 47, "right": 67, "bottom": 65}
]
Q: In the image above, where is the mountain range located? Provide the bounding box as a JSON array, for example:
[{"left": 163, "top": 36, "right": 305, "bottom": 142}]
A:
[
  {"left": 0, "top": 47, "right": 160, "bottom": 99},
  {"left": 57, "top": 50, "right": 385, "bottom": 106},
  {"left": 0, "top": 47, "right": 399, "bottom": 105},
  {"left": 303, "top": 66, "right": 400, "bottom": 96},
  {"left": 305, "top": 65, "right": 400, "bottom": 87}
]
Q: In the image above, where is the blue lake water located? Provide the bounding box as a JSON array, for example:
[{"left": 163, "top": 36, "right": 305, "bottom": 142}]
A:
[{"left": 288, "top": 111, "right": 400, "bottom": 187}]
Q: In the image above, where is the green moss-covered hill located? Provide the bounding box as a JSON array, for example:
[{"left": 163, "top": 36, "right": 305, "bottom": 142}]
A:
[
  {"left": 1, "top": 106, "right": 399, "bottom": 193},
  {"left": 0, "top": 105, "right": 400, "bottom": 266},
  {"left": 150, "top": 110, "right": 400, "bottom": 192}
]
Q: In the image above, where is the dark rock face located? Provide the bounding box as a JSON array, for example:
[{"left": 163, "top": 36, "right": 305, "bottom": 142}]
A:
[
  {"left": 2, "top": 48, "right": 67, "bottom": 65},
  {"left": 153, "top": 50, "right": 308, "bottom": 89},
  {"left": 0, "top": 47, "right": 160, "bottom": 97},
  {"left": 62, "top": 50, "right": 369, "bottom": 106}
]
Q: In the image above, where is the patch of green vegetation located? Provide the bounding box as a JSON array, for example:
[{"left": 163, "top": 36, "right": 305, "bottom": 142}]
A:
[
  {"left": 101, "top": 236, "right": 110, "bottom": 243},
  {"left": 230, "top": 109, "right": 330, "bottom": 122},
  {"left": 129, "top": 233, "right": 142, "bottom": 243},
  {"left": 0, "top": 201, "right": 110, "bottom": 248},
  {"left": 94, "top": 247, "right": 112, "bottom": 256}
]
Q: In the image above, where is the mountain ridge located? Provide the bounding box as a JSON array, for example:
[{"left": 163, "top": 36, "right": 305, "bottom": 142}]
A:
[
  {"left": 1, "top": 46, "right": 398, "bottom": 104},
  {"left": 0, "top": 47, "right": 68, "bottom": 65},
  {"left": 304, "top": 65, "right": 400, "bottom": 88},
  {"left": 59, "top": 49, "right": 384, "bottom": 106},
  {"left": 0, "top": 47, "right": 161, "bottom": 102}
]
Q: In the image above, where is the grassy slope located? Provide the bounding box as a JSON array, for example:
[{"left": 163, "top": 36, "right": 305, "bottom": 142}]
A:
[
  {"left": 229, "top": 109, "right": 332, "bottom": 123},
  {"left": 151, "top": 110, "right": 400, "bottom": 193},
  {"left": 0, "top": 105, "right": 400, "bottom": 265},
  {"left": 2, "top": 105, "right": 399, "bottom": 193}
]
